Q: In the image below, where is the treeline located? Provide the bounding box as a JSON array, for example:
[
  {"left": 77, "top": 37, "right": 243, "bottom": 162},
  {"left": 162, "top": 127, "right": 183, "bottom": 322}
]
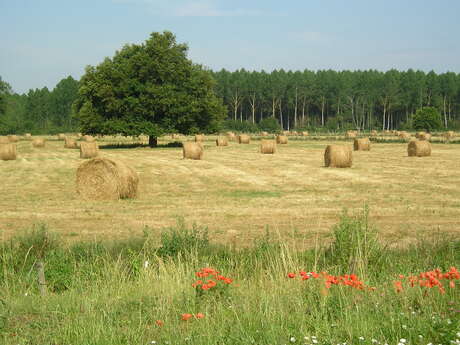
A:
[
  {"left": 212, "top": 69, "right": 460, "bottom": 131},
  {"left": 0, "top": 76, "right": 79, "bottom": 135},
  {"left": 2, "top": 69, "right": 460, "bottom": 135}
]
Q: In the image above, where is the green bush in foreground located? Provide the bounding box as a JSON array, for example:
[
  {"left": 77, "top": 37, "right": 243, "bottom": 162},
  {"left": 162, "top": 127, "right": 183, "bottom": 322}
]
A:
[{"left": 0, "top": 211, "right": 459, "bottom": 345}]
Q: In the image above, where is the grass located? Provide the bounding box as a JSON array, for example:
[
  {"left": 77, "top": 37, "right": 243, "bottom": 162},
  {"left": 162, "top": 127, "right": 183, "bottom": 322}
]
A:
[
  {"left": 0, "top": 211, "right": 459, "bottom": 344},
  {"left": 1, "top": 134, "right": 459, "bottom": 247}
]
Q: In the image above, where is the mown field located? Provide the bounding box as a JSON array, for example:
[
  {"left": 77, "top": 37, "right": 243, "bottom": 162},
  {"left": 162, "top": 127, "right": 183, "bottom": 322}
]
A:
[{"left": 1, "top": 134, "right": 459, "bottom": 247}]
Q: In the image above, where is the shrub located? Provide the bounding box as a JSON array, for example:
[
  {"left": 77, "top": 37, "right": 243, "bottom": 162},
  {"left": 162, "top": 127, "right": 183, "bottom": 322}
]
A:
[
  {"left": 258, "top": 117, "right": 281, "bottom": 133},
  {"left": 412, "top": 106, "right": 442, "bottom": 132}
]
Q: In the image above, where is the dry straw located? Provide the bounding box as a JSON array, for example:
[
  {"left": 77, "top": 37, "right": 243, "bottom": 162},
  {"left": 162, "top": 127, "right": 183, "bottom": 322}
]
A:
[
  {"left": 444, "top": 131, "right": 455, "bottom": 140},
  {"left": 65, "top": 137, "right": 78, "bottom": 149},
  {"left": 183, "top": 142, "right": 203, "bottom": 160},
  {"left": 83, "top": 135, "right": 96, "bottom": 142},
  {"left": 260, "top": 131, "right": 269, "bottom": 136},
  {"left": 58, "top": 133, "right": 66, "bottom": 140},
  {"left": 216, "top": 137, "right": 228, "bottom": 146},
  {"left": 346, "top": 130, "right": 357, "bottom": 138},
  {"left": 76, "top": 157, "right": 139, "bottom": 200},
  {"left": 324, "top": 145, "right": 353, "bottom": 168},
  {"left": 195, "top": 134, "right": 204, "bottom": 142},
  {"left": 370, "top": 130, "right": 378, "bottom": 136},
  {"left": 226, "top": 132, "right": 236, "bottom": 140},
  {"left": 418, "top": 132, "right": 431, "bottom": 141},
  {"left": 301, "top": 131, "right": 309, "bottom": 136},
  {"left": 0, "top": 136, "right": 9, "bottom": 144},
  {"left": 8, "top": 135, "right": 19, "bottom": 142},
  {"left": 0, "top": 143, "right": 17, "bottom": 161},
  {"left": 24, "top": 133, "right": 32, "bottom": 139},
  {"left": 353, "top": 138, "right": 371, "bottom": 151},
  {"left": 408, "top": 140, "right": 431, "bottom": 157},
  {"left": 276, "top": 135, "right": 288, "bottom": 144},
  {"left": 80, "top": 142, "right": 99, "bottom": 158},
  {"left": 260, "top": 140, "right": 276, "bottom": 154},
  {"left": 237, "top": 134, "right": 250, "bottom": 144},
  {"left": 32, "top": 138, "right": 46, "bottom": 148},
  {"left": 399, "top": 131, "right": 411, "bottom": 140}
]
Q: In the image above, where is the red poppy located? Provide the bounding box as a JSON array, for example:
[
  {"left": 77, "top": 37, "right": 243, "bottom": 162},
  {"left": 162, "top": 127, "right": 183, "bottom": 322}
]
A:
[
  {"left": 181, "top": 313, "right": 193, "bottom": 321},
  {"left": 287, "top": 273, "right": 296, "bottom": 278},
  {"left": 155, "top": 320, "right": 164, "bottom": 327},
  {"left": 195, "top": 313, "right": 205, "bottom": 319}
]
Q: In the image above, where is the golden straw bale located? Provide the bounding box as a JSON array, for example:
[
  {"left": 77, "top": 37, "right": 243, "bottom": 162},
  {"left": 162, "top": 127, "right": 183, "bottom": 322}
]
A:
[
  {"left": 183, "top": 142, "right": 203, "bottom": 160},
  {"left": 83, "top": 135, "right": 96, "bottom": 142},
  {"left": 64, "top": 137, "right": 78, "bottom": 149},
  {"left": 353, "top": 138, "right": 371, "bottom": 151},
  {"left": 216, "top": 137, "right": 228, "bottom": 146},
  {"left": 76, "top": 157, "right": 139, "bottom": 201},
  {"left": 276, "top": 135, "right": 288, "bottom": 144},
  {"left": 195, "top": 134, "right": 205, "bottom": 142},
  {"left": 237, "top": 134, "right": 250, "bottom": 144},
  {"left": 370, "top": 130, "right": 378, "bottom": 136},
  {"left": 290, "top": 131, "right": 298, "bottom": 136},
  {"left": 32, "top": 138, "right": 46, "bottom": 148},
  {"left": 418, "top": 132, "right": 431, "bottom": 141},
  {"left": 324, "top": 145, "right": 353, "bottom": 168},
  {"left": 408, "top": 140, "right": 431, "bottom": 157},
  {"left": 346, "top": 130, "right": 357, "bottom": 138},
  {"left": 58, "top": 133, "right": 66, "bottom": 140},
  {"left": 301, "top": 131, "right": 309, "bottom": 136},
  {"left": 0, "top": 136, "right": 10, "bottom": 144},
  {"left": 226, "top": 132, "right": 236, "bottom": 140},
  {"left": 80, "top": 142, "right": 99, "bottom": 159},
  {"left": 260, "top": 140, "right": 276, "bottom": 154},
  {"left": 444, "top": 131, "right": 455, "bottom": 140},
  {"left": 24, "top": 133, "right": 32, "bottom": 139},
  {"left": 283, "top": 130, "right": 290, "bottom": 136},
  {"left": 260, "top": 131, "right": 269, "bottom": 136},
  {"left": 8, "top": 135, "right": 19, "bottom": 142},
  {"left": 0, "top": 143, "right": 17, "bottom": 161},
  {"left": 399, "top": 131, "right": 411, "bottom": 141}
]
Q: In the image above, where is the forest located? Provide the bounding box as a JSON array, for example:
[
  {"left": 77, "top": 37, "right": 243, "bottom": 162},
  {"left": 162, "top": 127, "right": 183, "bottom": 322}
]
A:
[{"left": 1, "top": 68, "right": 460, "bottom": 134}]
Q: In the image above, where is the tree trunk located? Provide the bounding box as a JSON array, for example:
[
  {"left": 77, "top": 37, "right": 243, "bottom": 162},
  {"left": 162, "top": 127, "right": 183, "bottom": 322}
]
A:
[
  {"left": 279, "top": 100, "right": 284, "bottom": 130},
  {"left": 149, "top": 136, "right": 158, "bottom": 148},
  {"left": 443, "top": 95, "right": 447, "bottom": 128},
  {"left": 294, "top": 87, "right": 298, "bottom": 129},
  {"left": 321, "top": 96, "right": 325, "bottom": 127},
  {"left": 382, "top": 102, "right": 386, "bottom": 131},
  {"left": 36, "top": 261, "right": 47, "bottom": 296}
]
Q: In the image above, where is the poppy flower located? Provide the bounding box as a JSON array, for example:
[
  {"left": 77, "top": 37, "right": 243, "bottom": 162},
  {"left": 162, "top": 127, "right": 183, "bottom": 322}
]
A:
[
  {"left": 155, "top": 320, "right": 164, "bottom": 327},
  {"left": 195, "top": 313, "right": 205, "bottom": 319},
  {"left": 288, "top": 273, "right": 296, "bottom": 278},
  {"left": 181, "top": 313, "right": 193, "bottom": 321}
]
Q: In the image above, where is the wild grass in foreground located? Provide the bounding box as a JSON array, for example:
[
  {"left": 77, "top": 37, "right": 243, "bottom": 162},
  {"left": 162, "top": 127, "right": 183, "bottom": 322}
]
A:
[{"left": 0, "top": 210, "right": 459, "bottom": 345}]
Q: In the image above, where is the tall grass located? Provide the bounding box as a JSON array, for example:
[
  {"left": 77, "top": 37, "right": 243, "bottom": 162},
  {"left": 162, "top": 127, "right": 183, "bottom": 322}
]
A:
[{"left": 1, "top": 211, "right": 459, "bottom": 345}]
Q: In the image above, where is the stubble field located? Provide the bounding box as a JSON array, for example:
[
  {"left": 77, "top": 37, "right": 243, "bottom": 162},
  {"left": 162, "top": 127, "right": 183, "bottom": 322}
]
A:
[{"left": 1, "top": 135, "right": 459, "bottom": 247}]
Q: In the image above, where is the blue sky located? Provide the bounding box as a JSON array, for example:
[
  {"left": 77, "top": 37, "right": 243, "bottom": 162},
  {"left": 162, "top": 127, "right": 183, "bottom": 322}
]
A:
[{"left": 1, "top": 0, "right": 460, "bottom": 94}]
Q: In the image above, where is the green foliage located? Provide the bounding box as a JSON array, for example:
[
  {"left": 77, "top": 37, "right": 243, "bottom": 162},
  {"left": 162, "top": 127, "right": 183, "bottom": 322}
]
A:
[
  {"left": 258, "top": 117, "right": 281, "bottom": 133},
  {"left": 412, "top": 106, "right": 443, "bottom": 132},
  {"left": 74, "top": 31, "right": 226, "bottom": 141}
]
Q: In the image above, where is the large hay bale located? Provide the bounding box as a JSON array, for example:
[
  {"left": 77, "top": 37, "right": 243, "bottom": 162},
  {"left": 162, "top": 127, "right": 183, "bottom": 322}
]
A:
[
  {"left": 346, "top": 131, "right": 357, "bottom": 139},
  {"left": 370, "top": 130, "right": 378, "bottom": 136},
  {"left": 283, "top": 130, "right": 290, "bottom": 136},
  {"left": 216, "top": 137, "right": 228, "bottom": 146},
  {"left": 226, "top": 132, "right": 236, "bottom": 141},
  {"left": 195, "top": 134, "right": 204, "bottom": 142},
  {"left": 237, "top": 134, "right": 250, "bottom": 144},
  {"left": 0, "top": 143, "right": 17, "bottom": 161},
  {"left": 83, "top": 135, "right": 95, "bottom": 142},
  {"left": 24, "top": 133, "right": 32, "bottom": 140},
  {"left": 408, "top": 140, "right": 431, "bottom": 157},
  {"left": 76, "top": 157, "right": 139, "bottom": 200},
  {"left": 353, "top": 138, "right": 370, "bottom": 151},
  {"left": 80, "top": 142, "right": 99, "bottom": 158},
  {"left": 415, "top": 131, "right": 425, "bottom": 139},
  {"left": 183, "top": 142, "right": 203, "bottom": 160},
  {"left": 32, "top": 138, "right": 46, "bottom": 148},
  {"left": 0, "top": 136, "right": 9, "bottom": 144},
  {"left": 260, "top": 131, "right": 269, "bottom": 136},
  {"left": 444, "top": 131, "right": 455, "bottom": 140},
  {"left": 276, "top": 135, "right": 288, "bottom": 144},
  {"left": 301, "top": 131, "right": 309, "bottom": 136},
  {"left": 324, "top": 145, "right": 353, "bottom": 168},
  {"left": 65, "top": 137, "right": 78, "bottom": 149},
  {"left": 260, "top": 140, "right": 276, "bottom": 154},
  {"left": 8, "top": 135, "right": 19, "bottom": 142},
  {"left": 58, "top": 133, "right": 66, "bottom": 140}
]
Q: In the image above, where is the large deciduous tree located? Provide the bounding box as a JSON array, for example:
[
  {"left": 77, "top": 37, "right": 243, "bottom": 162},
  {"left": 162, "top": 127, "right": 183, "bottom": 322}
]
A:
[{"left": 74, "top": 31, "right": 226, "bottom": 147}]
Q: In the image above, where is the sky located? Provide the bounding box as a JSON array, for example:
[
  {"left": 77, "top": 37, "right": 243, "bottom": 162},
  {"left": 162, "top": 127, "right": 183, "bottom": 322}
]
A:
[{"left": 1, "top": 0, "right": 460, "bottom": 94}]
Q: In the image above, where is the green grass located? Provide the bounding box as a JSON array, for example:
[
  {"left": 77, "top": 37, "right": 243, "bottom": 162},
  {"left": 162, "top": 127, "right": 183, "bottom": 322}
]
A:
[{"left": 1, "top": 211, "right": 459, "bottom": 345}]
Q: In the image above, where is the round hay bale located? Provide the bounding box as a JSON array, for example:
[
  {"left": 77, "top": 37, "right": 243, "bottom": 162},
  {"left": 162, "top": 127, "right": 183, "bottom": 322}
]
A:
[
  {"left": 260, "top": 140, "right": 276, "bottom": 154},
  {"left": 353, "top": 138, "right": 370, "bottom": 151},
  {"left": 346, "top": 131, "right": 357, "bottom": 139},
  {"left": 301, "top": 131, "right": 309, "bottom": 136},
  {"left": 283, "top": 130, "right": 290, "bottom": 136},
  {"left": 58, "top": 133, "right": 66, "bottom": 140},
  {"left": 418, "top": 132, "right": 431, "bottom": 141},
  {"left": 65, "top": 137, "right": 78, "bottom": 149},
  {"left": 444, "top": 131, "right": 455, "bottom": 140},
  {"left": 370, "top": 130, "right": 378, "bottom": 136},
  {"left": 324, "top": 145, "right": 352, "bottom": 168},
  {"left": 80, "top": 142, "right": 99, "bottom": 159},
  {"left": 226, "top": 132, "right": 236, "bottom": 141},
  {"left": 408, "top": 140, "right": 431, "bottom": 157},
  {"left": 290, "top": 131, "right": 298, "bottom": 136},
  {"left": 0, "top": 143, "right": 17, "bottom": 161},
  {"left": 32, "top": 138, "right": 46, "bottom": 148},
  {"left": 276, "top": 135, "right": 288, "bottom": 144},
  {"left": 237, "top": 134, "right": 250, "bottom": 144},
  {"left": 24, "top": 133, "right": 32, "bottom": 140},
  {"left": 0, "top": 136, "right": 10, "bottom": 144},
  {"left": 195, "top": 134, "right": 204, "bottom": 142},
  {"left": 8, "top": 135, "right": 19, "bottom": 142},
  {"left": 76, "top": 157, "right": 139, "bottom": 200},
  {"left": 183, "top": 142, "right": 203, "bottom": 160},
  {"left": 399, "top": 131, "right": 411, "bottom": 141},
  {"left": 216, "top": 137, "right": 228, "bottom": 146},
  {"left": 83, "top": 135, "right": 95, "bottom": 142},
  {"left": 260, "top": 131, "right": 269, "bottom": 136}
]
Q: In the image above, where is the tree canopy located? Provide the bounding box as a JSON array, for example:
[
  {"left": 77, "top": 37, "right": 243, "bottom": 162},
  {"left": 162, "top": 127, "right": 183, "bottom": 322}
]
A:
[
  {"left": 74, "top": 31, "right": 226, "bottom": 146},
  {"left": 412, "top": 107, "right": 442, "bottom": 132}
]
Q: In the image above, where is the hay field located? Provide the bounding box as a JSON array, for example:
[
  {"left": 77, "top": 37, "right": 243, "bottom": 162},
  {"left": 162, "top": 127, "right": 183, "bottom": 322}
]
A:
[{"left": 1, "top": 135, "right": 459, "bottom": 247}]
